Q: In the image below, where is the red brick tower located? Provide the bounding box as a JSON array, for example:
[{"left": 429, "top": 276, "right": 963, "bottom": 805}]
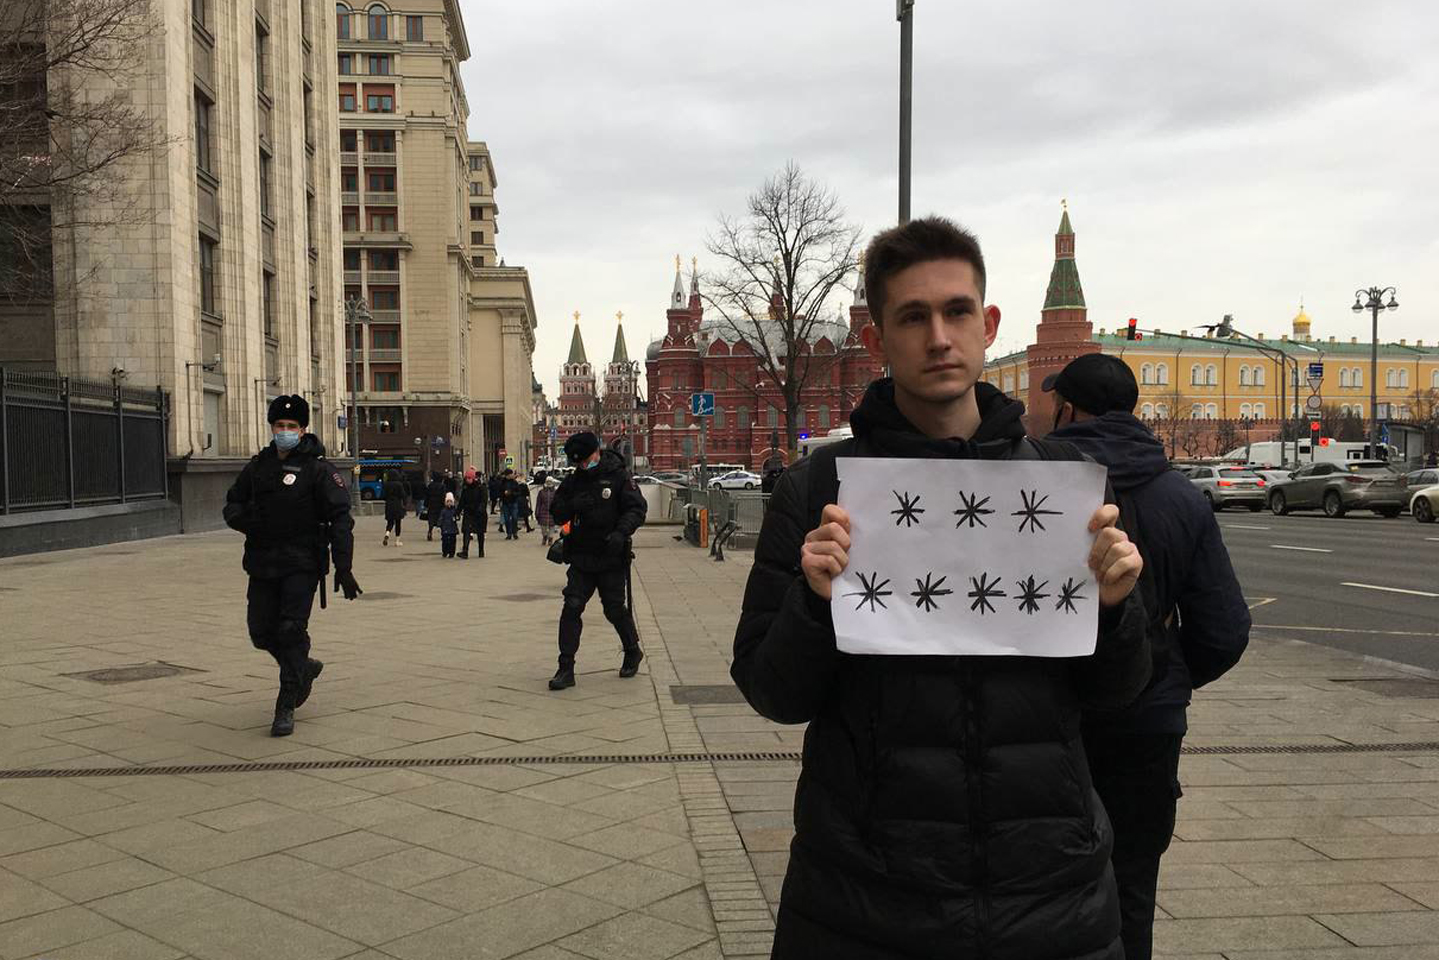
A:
[
  {"left": 558, "top": 312, "right": 597, "bottom": 436},
  {"left": 1024, "top": 202, "right": 1099, "bottom": 433},
  {"left": 840, "top": 266, "right": 882, "bottom": 419}
]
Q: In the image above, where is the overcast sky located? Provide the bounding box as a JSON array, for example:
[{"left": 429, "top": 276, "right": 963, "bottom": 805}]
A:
[{"left": 456, "top": 0, "right": 1437, "bottom": 400}]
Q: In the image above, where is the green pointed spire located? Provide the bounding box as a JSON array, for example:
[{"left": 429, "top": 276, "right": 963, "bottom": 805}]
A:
[
  {"left": 612, "top": 319, "right": 629, "bottom": 364},
  {"left": 1043, "top": 203, "right": 1085, "bottom": 310},
  {"left": 567, "top": 316, "right": 588, "bottom": 365},
  {"left": 1057, "top": 209, "right": 1073, "bottom": 236}
]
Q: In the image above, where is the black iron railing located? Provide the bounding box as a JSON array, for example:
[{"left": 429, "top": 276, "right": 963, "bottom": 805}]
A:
[{"left": 0, "top": 368, "right": 169, "bottom": 514}]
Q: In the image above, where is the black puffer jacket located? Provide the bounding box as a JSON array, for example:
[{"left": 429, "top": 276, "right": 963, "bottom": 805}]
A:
[
  {"left": 550, "top": 450, "right": 647, "bottom": 571},
  {"left": 732, "top": 380, "right": 1149, "bottom": 960},
  {"left": 222, "top": 434, "right": 355, "bottom": 579}
]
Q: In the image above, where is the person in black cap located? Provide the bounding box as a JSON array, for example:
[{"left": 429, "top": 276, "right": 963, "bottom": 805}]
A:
[
  {"left": 223, "top": 394, "right": 362, "bottom": 737},
  {"left": 1045, "top": 353, "right": 1249, "bottom": 960},
  {"left": 546, "top": 430, "right": 647, "bottom": 690}
]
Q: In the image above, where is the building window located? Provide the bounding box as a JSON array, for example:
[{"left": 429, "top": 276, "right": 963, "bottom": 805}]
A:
[
  {"left": 366, "top": 208, "right": 397, "bottom": 231},
  {"left": 372, "top": 365, "right": 401, "bottom": 391},
  {"left": 468, "top": 181, "right": 481, "bottom": 196},
  {"left": 366, "top": 170, "right": 395, "bottom": 192},
  {"left": 767, "top": 406, "right": 779, "bottom": 427},
  {"left": 255, "top": 25, "right": 270, "bottom": 93},
  {"left": 1239, "top": 366, "right": 1250, "bottom": 386},
  {"left": 1019, "top": 369, "right": 1029, "bottom": 390},
  {"left": 1001, "top": 373, "right": 1014, "bottom": 394},
  {"left": 364, "top": 130, "right": 395, "bottom": 153},
  {"left": 1339, "top": 368, "right": 1350, "bottom": 388},
  {"left": 1252, "top": 365, "right": 1264, "bottom": 386},
  {"left": 470, "top": 205, "right": 482, "bottom": 221},
  {"left": 468, "top": 155, "right": 482, "bottom": 171},
  {"left": 365, "top": 93, "right": 393, "bottom": 112},
  {"left": 1140, "top": 363, "right": 1153, "bottom": 386},
  {"left": 1156, "top": 363, "right": 1169, "bottom": 385},
  {"left": 371, "top": 326, "right": 399, "bottom": 349},
  {"left": 339, "top": 90, "right": 356, "bottom": 112},
  {"left": 335, "top": 3, "right": 350, "bottom": 37},
  {"left": 370, "top": 287, "right": 398, "bottom": 309},
  {"left": 368, "top": 249, "right": 397, "bottom": 270},
  {"left": 1433, "top": 370, "right": 1439, "bottom": 390},
  {"left": 738, "top": 406, "right": 750, "bottom": 428},
  {"left": 340, "top": 129, "right": 357, "bottom": 152},
  {"left": 1205, "top": 403, "right": 1218, "bottom": 419},
  {"left": 1240, "top": 403, "right": 1252, "bottom": 418},
  {"left": 1190, "top": 363, "right": 1201, "bottom": 386},
  {"left": 261, "top": 272, "right": 275, "bottom": 337},
  {"left": 1140, "top": 403, "right": 1154, "bottom": 419},
  {"left": 198, "top": 236, "right": 217, "bottom": 315},
  {"left": 470, "top": 231, "right": 483, "bottom": 245},
  {"left": 341, "top": 169, "right": 358, "bottom": 192},
  {"left": 1398, "top": 369, "right": 1410, "bottom": 389},
  {"left": 367, "top": 4, "right": 388, "bottom": 39},
  {"left": 673, "top": 409, "right": 684, "bottom": 428},
  {"left": 1253, "top": 403, "right": 1265, "bottom": 418},
  {"left": 338, "top": 53, "right": 352, "bottom": 74},
  {"left": 471, "top": 255, "right": 483, "bottom": 268},
  {"left": 1205, "top": 364, "right": 1217, "bottom": 386},
  {"left": 367, "top": 54, "right": 391, "bottom": 75},
  {"left": 194, "top": 91, "right": 213, "bottom": 173},
  {"left": 406, "top": 15, "right": 423, "bottom": 39},
  {"left": 818, "top": 404, "right": 830, "bottom": 428},
  {"left": 343, "top": 248, "right": 361, "bottom": 270},
  {"left": 1191, "top": 403, "right": 1202, "bottom": 419},
  {"left": 341, "top": 208, "right": 359, "bottom": 231},
  {"left": 258, "top": 152, "right": 272, "bottom": 218},
  {"left": 713, "top": 406, "right": 725, "bottom": 429}
]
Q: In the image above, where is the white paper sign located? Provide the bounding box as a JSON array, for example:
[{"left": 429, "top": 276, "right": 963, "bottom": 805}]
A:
[{"left": 832, "top": 457, "right": 1109, "bottom": 657}]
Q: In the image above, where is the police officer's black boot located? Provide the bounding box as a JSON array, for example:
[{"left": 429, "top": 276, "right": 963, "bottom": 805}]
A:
[
  {"left": 295, "top": 659, "right": 324, "bottom": 708},
  {"left": 271, "top": 690, "right": 296, "bottom": 736},
  {"left": 549, "top": 661, "right": 576, "bottom": 690},
  {"left": 619, "top": 645, "right": 644, "bottom": 678}
]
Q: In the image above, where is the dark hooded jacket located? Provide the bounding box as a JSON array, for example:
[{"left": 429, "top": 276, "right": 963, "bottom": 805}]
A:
[
  {"left": 731, "top": 379, "right": 1150, "bottom": 960},
  {"left": 222, "top": 434, "right": 355, "bottom": 579},
  {"left": 425, "top": 475, "right": 447, "bottom": 522},
  {"left": 550, "top": 449, "right": 647, "bottom": 571},
  {"left": 1049, "top": 411, "right": 1250, "bottom": 731}
]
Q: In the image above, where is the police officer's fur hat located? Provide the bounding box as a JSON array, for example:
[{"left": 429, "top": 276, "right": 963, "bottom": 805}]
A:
[
  {"left": 266, "top": 394, "right": 309, "bottom": 427},
  {"left": 564, "top": 431, "right": 600, "bottom": 464}
]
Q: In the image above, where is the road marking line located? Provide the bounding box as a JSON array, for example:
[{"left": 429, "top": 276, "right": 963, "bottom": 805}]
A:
[
  {"left": 1270, "top": 544, "right": 1333, "bottom": 553},
  {"left": 1427, "top": 537, "right": 1439, "bottom": 542},
  {"left": 1225, "top": 524, "right": 1271, "bottom": 530},
  {"left": 1340, "top": 582, "right": 1439, "bottom": 599},
  {"left": 1245, "top": 597, "right": 1277, "bottom": 610},
  {"left": 1252, "top": 624, "right": 1439, "bottom": 638}
]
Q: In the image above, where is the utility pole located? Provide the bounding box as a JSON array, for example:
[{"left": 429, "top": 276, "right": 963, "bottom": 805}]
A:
[
  {"left": 897, "top": 0, "right": 914, "bottom": 223},
  {"left": 1352, "top": 287, "right": 1399, "bottom": 458}
]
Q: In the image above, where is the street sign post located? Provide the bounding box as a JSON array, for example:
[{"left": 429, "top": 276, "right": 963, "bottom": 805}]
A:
[
  {"left": 690, "top": 392, "right": 715, "bottom": 417},
  {"left": 690, "top": 393, "right": 715, "bottom": 488},
  {"left": 1305, "top": 395, "right": 1323, "bottom": 413}
]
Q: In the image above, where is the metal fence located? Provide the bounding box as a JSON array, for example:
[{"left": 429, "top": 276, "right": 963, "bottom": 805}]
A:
[
  {"left": 669, "top": 485, "right": 771, "bottom": 539},
  {"left": 1, "top": 369, "right": 169, "bottom": 514}
]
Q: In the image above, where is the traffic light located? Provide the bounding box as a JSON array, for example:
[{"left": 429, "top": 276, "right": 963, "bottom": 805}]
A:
[{"left": 1126, "top": 318, "right": 1142, "bottom": 341}]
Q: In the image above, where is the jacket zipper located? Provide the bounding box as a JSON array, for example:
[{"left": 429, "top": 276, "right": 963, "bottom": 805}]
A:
[{"left": 963, "top": 662, "right": 991, "bottom": 958}]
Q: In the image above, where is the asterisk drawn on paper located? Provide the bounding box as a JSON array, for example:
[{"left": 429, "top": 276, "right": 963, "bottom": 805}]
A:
[
  {"left": 952, "top": 490, "right": 994, "bottom": 529},
  {"left": 891, "top": 490, "right": 925, "bottom": 528},
  {"left": 845, "top": 571, "right": 894, "bottom": 612},
  {"left": 910, "top": 572, "right": 953, "bottom": 612},
  {"left": 1055, "top": 577, "right": 1088, "bottom": 614},
  {"left": 967, "top": 572, "right": 1006, "bottom": 615},
  {"left": 1012, "top": 489, "right": 1062, "bottom": 534},
  {"left": 1014, "top": 575, "right": 1050, "bottom": 614}
]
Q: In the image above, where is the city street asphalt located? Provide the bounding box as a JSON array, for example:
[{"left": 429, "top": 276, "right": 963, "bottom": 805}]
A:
[{"left": 1214, "top": 507, "right": 1439, "bottom": 672}]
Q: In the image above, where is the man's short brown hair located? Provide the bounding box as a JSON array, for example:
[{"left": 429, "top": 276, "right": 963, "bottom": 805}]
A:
[{"left": 863, "top": 216, "right": 987, "bottom": 325}]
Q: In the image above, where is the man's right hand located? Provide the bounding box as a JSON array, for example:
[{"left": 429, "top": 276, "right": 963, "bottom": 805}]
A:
[{"left": 801, "top": 504, "right": 851, "bottom": 600}]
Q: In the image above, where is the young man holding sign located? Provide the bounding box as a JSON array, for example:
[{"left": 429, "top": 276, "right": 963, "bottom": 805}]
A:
[{"left": 732, "top": 217, "right": 1149, "bottom": 960}]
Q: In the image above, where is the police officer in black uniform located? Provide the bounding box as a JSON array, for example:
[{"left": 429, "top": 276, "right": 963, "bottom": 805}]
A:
[
  {"left": 548, "top": 431, "right": 647, "bottom": 690},
  {"left": 223, "top": 395, "right": 362, "bottom": 736}
]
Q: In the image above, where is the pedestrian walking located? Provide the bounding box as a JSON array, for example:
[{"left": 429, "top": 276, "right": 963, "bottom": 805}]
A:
[
  {"left": 499, "top": 469, "right": 524, "bottom": 540},
  {"left": 1046, "top": 353, "right": 1250, "bottom": 960},
  {"left": 458, "top": 465, "right": 487, "bottom": 558},
  {"left": 222, "top": 395, "right": 361, "bottom": 737},
  {"left": 535, "top": 476, "right": 558, "bottom": 545},
  {"left": 488, "top": 471, "right": 503, "bottom": 516},
  {"left": 438, "top": 492, "right": 459, "bottom": 557},
  {"left": 731, "top": 217, "right": 1149, "bottom": 959},
  {"left": 424, "top": 471, "right": 446, "bottom": 541},
  {"left": 518, "top": 480, "right": 535, "bottom": 533},
  {"left": 547, "top": 431, "right": 647, "bottom": 690},
  {"left": 381, "top": 470, "right": 408, "bottom": 546}
]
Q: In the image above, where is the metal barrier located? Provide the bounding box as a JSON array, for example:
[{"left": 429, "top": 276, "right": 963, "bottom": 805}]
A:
[
  {"left": 671, "top": 486, "right": 771, "bottom": 544},
  {"left": 0, "top": 368, "right": 169, "bottom": 514}
]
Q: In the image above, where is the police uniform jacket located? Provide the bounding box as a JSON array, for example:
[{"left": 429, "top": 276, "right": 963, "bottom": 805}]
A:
[{"left": 550, "top": 450, "right": 647, "bottom": 572}]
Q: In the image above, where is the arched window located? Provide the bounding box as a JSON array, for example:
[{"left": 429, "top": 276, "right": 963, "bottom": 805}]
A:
[
  {"left": 1140, "top": 403, "right": 1154, "bottom": 419},
  {"left": 1432, "top": 370, "right": 1439, "bottom": 389},
  {"left": 1205, "top": 403, "right": 1218, "bottom": 419},
  {"left": 767, "top": 406, "right": 779, "bottom": 427},
  {"left": 1157, "top": 363, "right": 1169, "bottom": 385},
  {"left": 1155, "top": 403, "right": 1169, "bottom": 419},
  {"left": 818, "top": 404, "right": 830, "bottom": 428},
  {"left": 1339, "top": 368, "right": 1350, "bottom": 388},
  {"left": 1253, "top": 365, "right": 1265, "bottom": 386},
  {"left": 1239, "top": 366, "right": 1250, "bottom": 387},
  {"left": 1340, "top": 404, "right": 1351, "bottom": 416},
  {"left": 1205, "top": 364, "right": 1218, "bottom": 386},
  {"left": 1351, "top": 367, "right": 1362, "bottom": 388},
  {"left": 368, "top": 3, "right": 388, "bottom": 38},
  {"left": 1253, "top": 402, "right": 1265, "bottom": 418},
  {"left": 1141, "top": 363, "right": 1153, "bottom": 385},
  {"left": 1386, "top": 369, "right": 1396, "bottom": 389},
  {"left": 1240, "top": 403, "right": 1252, "bottom": 417},
  {"left": 1191, "top": 403, "right": 1203, "bottom": 419},
  {"left": 1002, "top": 373, "right": 1014, "bottom": 394},
  {"left": 1398, "top": 369, "right": 1410, "bottom": 388},
  {"left": 1190, "top": 364, "right": 1202, "bottom": 386},
  {"left": 673, "top": 409, "right": 684, "bottom": 429},
  {"left": 335, "top": 3, "right": 351, "bottom": 38}
]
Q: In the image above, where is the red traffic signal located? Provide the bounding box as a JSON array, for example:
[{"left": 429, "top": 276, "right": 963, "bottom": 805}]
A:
[
  {"left": 1126, "top": 318, "right": 1143, "bottom": 341},
  {"left": 1310, "top": 421, "right": 1321, "bottom": 431}
]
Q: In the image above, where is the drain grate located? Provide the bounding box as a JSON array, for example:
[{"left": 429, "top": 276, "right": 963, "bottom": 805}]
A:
[
  {"left": 671, "top": 684, "right": 749, "bottom": 705},
  {"left": 357, "top": 591, "right": 414, "bottom": 601},
  {"left": 2, "top": 741, "right": 1436, "bottom": 781},
  {"left": 63, "top": 662, "right": 205, "bottom": 684},
  {"left": 1330, "top": 678, "right": 1439, "bottom": 699},
  {"left": 494, "top": 593, "right": 553, "bottom": 602}
]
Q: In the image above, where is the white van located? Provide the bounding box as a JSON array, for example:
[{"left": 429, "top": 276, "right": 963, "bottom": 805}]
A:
[{"left": 1223, "top": 439, "right": 1396, "bottom": 467}]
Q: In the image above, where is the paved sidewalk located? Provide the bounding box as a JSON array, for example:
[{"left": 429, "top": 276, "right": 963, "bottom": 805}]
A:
[
  {"left": 632, "top": 528, "right": 1439, "bottom": 960},
  {"left": 1, "top": 520, "right": 1438, "bottom": 959}
]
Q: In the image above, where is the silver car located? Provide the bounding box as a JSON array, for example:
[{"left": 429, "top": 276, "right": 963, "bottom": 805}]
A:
[
  {"left": 1267, "top": 461, "right": 1405, "bottom": 518},
  {"left": 1186, "top": 466, "right": 1267, "bottom": 512}
]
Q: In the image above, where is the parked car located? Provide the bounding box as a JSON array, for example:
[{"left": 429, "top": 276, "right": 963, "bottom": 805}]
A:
[
  {"left": 1411, "top": 484, "right": 1439, "bottom": 524},
  {"left": 1403, "top": 469, "right": 1439, "bottom": 491},
  {"left": 1267, "top": 461, "right": 1405, "bottom": 518},
  {"left": 1186, "top": 465, "right": 1267, "bottom": 512},
  {"left": 1254, "top": 469, "right": 1292, "bottom": 487},
  {"left": 652, "top": 471, "right": 687, "bottom": 483},
  {"left": 709, "top": 470, "right": 762, "bottom": 490}
]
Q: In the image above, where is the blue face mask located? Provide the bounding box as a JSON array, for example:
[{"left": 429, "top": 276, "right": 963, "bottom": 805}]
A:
[
  {"left": 583, "top": 457, "right": 599, "bottom": 470},
  {"left": 274, "top": 430, "right": 301, "bottom": 451}
]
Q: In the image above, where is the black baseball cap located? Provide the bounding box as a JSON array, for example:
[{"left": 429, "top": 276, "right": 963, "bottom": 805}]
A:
[{"left": 1041, "top": 353, "right": 1138, "bottom": 415}]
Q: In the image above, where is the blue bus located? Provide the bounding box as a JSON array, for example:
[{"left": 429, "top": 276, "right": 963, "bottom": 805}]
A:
[{"left": 358, "top": 458, "right": 420, "bottom": 501}]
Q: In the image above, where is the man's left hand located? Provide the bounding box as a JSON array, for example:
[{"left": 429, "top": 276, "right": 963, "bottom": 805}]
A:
[{"left": 1087, "top": 504, "right": 1142, "bottom": 608}]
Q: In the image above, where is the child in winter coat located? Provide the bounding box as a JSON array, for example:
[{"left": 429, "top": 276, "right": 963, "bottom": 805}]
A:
[
  {"left": 535, "top": 477, "right": 558, "bottom": 545},
  {"left": 439, "top": 492, "right": 459, "bottom": 557}
]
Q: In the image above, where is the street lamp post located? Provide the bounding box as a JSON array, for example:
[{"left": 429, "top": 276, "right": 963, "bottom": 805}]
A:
[
  {"left": 1352, "top": 286, "right": 1399, "bottom": 458},
  {"left": 1208, "top": 314, "right": 1303, "bottom": 465},
  {"left": 897, "top": 0, "right": 914, "bottom": 223},
  {"left": 343, "top": 295, "right": 372, "bottom": 506}
]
